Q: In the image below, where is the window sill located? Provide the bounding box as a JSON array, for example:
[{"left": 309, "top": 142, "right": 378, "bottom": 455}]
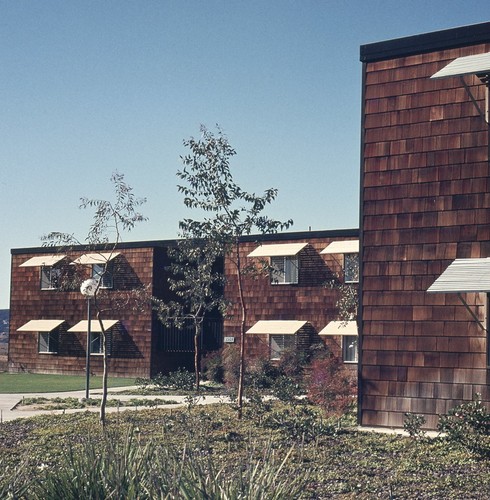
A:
[{"left": 38, "top": 351, "right": 57, "bottom": 355}]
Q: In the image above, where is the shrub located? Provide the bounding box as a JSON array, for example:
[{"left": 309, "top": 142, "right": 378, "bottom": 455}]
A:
[
  {"left": 438, "top": 394, "right": 490, "bottom": 456},
  {"left": 222, "top": 344, "right": 241, "bottom": 388},
  {"left": 137, "top": 368, "right": 195, "bottom": 393},
  {"left": 306, "top": 352, "right": 357, "bottom": 420},
  {"left": 262, "top": 404, "right": 336, "bottom": 442},
  {"left": 403, "top": 412, "right": 427, "bottom": 439},
  {"left": 246, "top": 354, "right": 279, "bottom": 389},
  {"left": 201, "top": 349, "right": 224, "bottom": 383},
  {"left": 276, "top": 346, "right": 307, "bottom": 380},
  {"left": 270, "top": 375, "right": 303, "bottom": 404}
]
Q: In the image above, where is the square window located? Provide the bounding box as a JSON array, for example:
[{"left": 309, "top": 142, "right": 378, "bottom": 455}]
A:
[
  {"left": 342, "top": 335, "right": 358, "bottom": 363},
  {"left": 270, "top": 256, "right": 299, "bottom": 284},
  {"left": 40, "top": 266, "right": 61, "bottom": 290},
  {"left": 344, "top": 253, "right": 359, "bottom": 283},
  {"left": 38, "top": 331, "right": 59, "bottom": 354},
  {"left": 270, "top": 334, "right": 295, "bottom": 360},
  {"left": 92, "top": 262, "right": 114, "bottom": 289}
]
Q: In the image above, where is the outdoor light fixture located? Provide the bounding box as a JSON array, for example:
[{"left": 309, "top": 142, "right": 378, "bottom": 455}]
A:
[{"left": 80, "top": 278, "right": 98, "bottom": 399}]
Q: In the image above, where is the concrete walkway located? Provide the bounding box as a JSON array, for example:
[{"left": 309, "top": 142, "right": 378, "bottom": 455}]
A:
[{"left": 0, "top": 387, "right": 229, "bottom": 423}]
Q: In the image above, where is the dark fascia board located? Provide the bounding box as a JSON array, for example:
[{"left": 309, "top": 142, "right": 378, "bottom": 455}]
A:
[
  {"left": 360, "top": 21, "right": 490, "bottom": 63},
  {"left": 11, "top": 228, "right": 359, "bottom": 255},
  {"left": 11, "top": 239, "right": 180, "bottom": 256},
  {"left": 238, "top": 228, "right": 359, "bottom": 244}
]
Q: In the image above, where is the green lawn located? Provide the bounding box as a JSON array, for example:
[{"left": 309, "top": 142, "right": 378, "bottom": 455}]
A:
[{"left": 0, "top": 372, "right": 137, "bottom": 393}]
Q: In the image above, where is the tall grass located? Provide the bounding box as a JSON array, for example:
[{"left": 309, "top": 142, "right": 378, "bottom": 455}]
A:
[{"left": 23, "top": 428, "right": 310, "bottom": 499}]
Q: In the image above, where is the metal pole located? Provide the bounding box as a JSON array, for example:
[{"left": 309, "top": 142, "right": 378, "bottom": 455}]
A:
[{"left": 85, "top": 297, "right": 91, "bottom": 399}]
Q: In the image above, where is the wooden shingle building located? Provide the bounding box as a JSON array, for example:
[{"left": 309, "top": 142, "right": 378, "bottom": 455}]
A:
[
  {"left": 360, "top": 22, "right": 490, "bottom": 429},
  {"left": 8, "top": 229, "right": 359, "bottom": 378}
]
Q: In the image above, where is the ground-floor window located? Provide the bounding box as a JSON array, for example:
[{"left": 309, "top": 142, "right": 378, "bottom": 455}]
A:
[
  {"left": 38, "top": 331, "right": 59, "bottom": 354},
  {"left": 342, "top": 335, "right": 358, "bottom": 363},
  {"left": 270, "top": 334, "right": 295, "bottom": 361}
]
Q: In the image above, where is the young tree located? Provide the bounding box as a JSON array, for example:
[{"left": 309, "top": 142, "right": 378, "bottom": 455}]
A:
[
  {"left": 177, "top": 125, "right": 292, "bottom": 416},
  {"left": 153, "top": 236, "right": 226, "bottom": 390},
  {"left": 43, "top": 172, "right": 146, "bottom": 426}
]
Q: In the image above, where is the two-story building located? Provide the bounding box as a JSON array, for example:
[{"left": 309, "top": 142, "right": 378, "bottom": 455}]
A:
[
  {"left": 360, "top": 22, "right": 490, "bottom": 429},
  {"left": 9, "top": 228, "right": 359, "bottom": 378}
]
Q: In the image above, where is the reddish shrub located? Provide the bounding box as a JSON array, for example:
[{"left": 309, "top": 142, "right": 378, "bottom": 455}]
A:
[{"left": 307, "top": 353, "right": 357, "bottom": 418}]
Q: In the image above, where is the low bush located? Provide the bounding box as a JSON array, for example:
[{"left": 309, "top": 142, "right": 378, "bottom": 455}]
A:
[
  {"left": 136, "top": 368, "right": 195, "bottom": 393},
  {"left": 201, "top": 349, "right": 224, "bottom": 383},
  {"left": 306, "top": 352, "right": 357, "bottom": 422},
  {"left": 438, "top": 393, "right": 490, "bottom": 456}
]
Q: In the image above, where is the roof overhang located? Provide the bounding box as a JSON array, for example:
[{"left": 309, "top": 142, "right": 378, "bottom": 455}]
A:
[
  {"left": 321, "top": 240, "right": 359, "bottom": 254},
  {"left": 247, "top": 243, "right": 307, "bottom": 258},
  {"left": 73, "top": 252, "right": 120, "bottom": 265},
  {"left": 427, "top": 258, "right": 490, "bottom": 293},
  {"left": 20, "top": 255, "right": 67, "bottom": 267},
  {"left": 246, "top": 320, "right": 307, "bottom": 335},
  {"left": 318, "top": 321, "right": 358, "bottom": 336},
  {"left": 68, "top": 320, "right": 119, "bottom": 333},
  {"left": 431, "top": 52, "right": 490, "bottom": 80},
  {"left": 17, "top": 319, "right": 65, "bottom": 331}
]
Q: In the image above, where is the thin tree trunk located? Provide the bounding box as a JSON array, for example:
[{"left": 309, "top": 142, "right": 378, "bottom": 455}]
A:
[
  {"left": 194, "top": 319, "right": 202, "bottom": 390},
  {"left": 235, "top": 239, "right": 246, "bottom": 419},
  {"left": 98, "top": 311, "right": 108, "bottom": 427}
]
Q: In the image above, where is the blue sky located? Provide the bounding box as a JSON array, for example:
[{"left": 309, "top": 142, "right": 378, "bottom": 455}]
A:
[{"left": 2, "top": 1, "right": 490, "bottom": 308}]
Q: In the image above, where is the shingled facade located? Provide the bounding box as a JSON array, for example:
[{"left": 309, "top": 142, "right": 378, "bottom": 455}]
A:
[
  {"left": 9, "top": 241, "right": 222, "bottom": 378},
  {"left": 360, "top": 22, "right": 490, "bottom": 429},
  {"left": 224, "top": 229, "right": 359, "bottom": 366},
  {"left": 9, "top": 229, "right": 359, "bottom": 378}
]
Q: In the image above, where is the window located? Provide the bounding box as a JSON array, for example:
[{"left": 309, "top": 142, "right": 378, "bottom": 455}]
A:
[
  {"left": 342, "top": 335, "right": 358, "bottom": 363},
  {"left": 90, "top": 332, "right": 103, "bottom": 354},
  {"left": 92, "top": 262, "right": 114, "bottom": 289},
  {"left": 90, "top": 331, "right": 113, "bottom": 355},
  {"left": 344, "top": 253, "right": 359, "bottom": 283},
  {"left": 270, "top": 334, "right": 295, "bottom": 361},
  {"left": 40, "top": 266, "right": 61, "bottom": 290},
  {"left": 270, "top": 256, "right": 299, "bottom": 284},
  {"left": 38, "top": 331, "right": 59, "bottom": 354}
]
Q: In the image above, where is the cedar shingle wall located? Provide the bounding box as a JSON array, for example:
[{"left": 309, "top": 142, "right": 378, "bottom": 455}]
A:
[
  {"left": 362, "top": 44, "right": 490, "bottom": 429},
  {"left": 224, "top": 236, "right": 358, "bottom": 363},
  {"left": 9, "top": 248, "right": 155, "bottom": 378}
]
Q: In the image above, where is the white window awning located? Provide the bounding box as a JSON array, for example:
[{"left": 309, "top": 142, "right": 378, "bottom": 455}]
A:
[
  {"left": 427, "top": 258, "right": 490, "bottom": 293},
  {"left": 20, "top": 255, "right": 67, "bottom": 267},
  {"left": 431, "top": 52, "right": 490, "bottom": 79},
  {"left": 247, "top": 243, "right": 307, "bottom": 258},
  {"left": 321, "top": 240, "right": 359, "bottom": 254},
  {"left": 318, "top": 321, "right": 358, "bottom": 336},
  {"left": 246, "top": 320, "right": 307, "bottom": 335},
  {"left": 73, "top": 252, "right": 120, "bottom": 265},
  {"left": 17, "top": 319, "right": 65, "bottom": 332},
  {"left": 68, "top": 319, "right": 119, "bottom": 333}
]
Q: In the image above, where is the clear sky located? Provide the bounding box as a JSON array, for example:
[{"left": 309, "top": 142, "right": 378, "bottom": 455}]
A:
[{"left": 1, "top": 1, "right": 489, "bottom": 308}]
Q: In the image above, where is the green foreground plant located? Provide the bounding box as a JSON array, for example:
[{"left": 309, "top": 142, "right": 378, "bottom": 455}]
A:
[{"left": 2, "top": 400, "right": 490, "bottom": 498}]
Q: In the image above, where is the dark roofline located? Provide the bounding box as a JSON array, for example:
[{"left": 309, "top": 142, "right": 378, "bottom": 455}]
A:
[
  {"left": 238, "top": 228, "right": 358, "bottom": 243},
  {"left": 11, "top": 228, "right": 359, "bottom": 255},
  {"left": 360, "top": 21, "right": 490, "bottom": 63}
]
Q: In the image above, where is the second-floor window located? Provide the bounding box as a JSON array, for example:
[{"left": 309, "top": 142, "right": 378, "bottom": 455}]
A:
[
  {"left": 92, "top": 262, "right": 114, "bottom": 289},
  {"left": 270, "top": 256, "right": 299, "bottom": 284},
  {"left": 40, "top": 266, "right": 61, "bottom": 290}
]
